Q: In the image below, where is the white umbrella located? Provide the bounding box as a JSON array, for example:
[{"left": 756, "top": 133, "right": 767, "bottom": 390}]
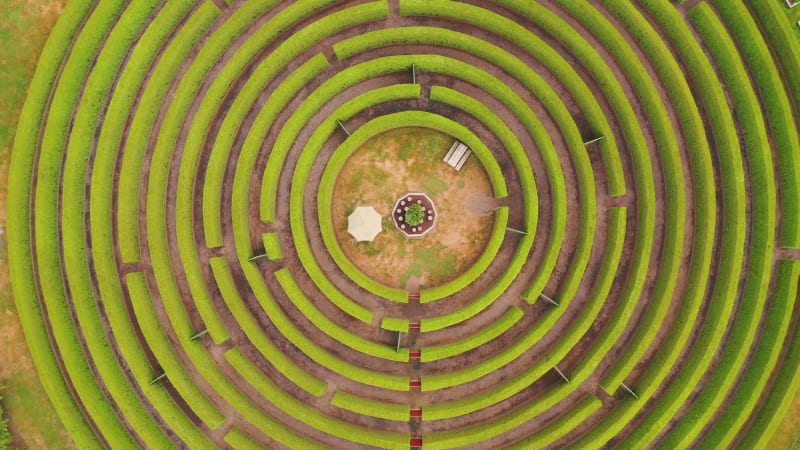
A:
[{"left": 347, "top": 206, "right": 383, "bottom": 242}]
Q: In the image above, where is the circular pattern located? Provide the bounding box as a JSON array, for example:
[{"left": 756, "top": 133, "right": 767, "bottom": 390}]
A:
[{"left": 8, "top": 1, "right": 800, "bottom": 448}]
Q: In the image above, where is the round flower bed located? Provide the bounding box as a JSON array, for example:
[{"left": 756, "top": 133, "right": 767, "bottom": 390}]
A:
[{"left": 392, "top": 193, "right": 437, "bottom": 238}]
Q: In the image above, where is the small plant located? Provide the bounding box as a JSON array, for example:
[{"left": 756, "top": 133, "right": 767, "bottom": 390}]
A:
[
  {"left": 0, "top": 393, "right": 9, "bottom": 450},
  {"left": 405, "top": 204, "right": 425, "bottom": 226}
]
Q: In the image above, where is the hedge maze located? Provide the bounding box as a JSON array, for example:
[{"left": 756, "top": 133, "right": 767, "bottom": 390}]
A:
[{"left": 9, "top": 0, "right": 800, "bottom": 448}]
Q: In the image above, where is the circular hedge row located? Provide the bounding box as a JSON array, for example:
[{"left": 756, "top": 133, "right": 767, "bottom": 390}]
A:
[{"left": 9, "top": 0, "right": 800, "bottom": 448}]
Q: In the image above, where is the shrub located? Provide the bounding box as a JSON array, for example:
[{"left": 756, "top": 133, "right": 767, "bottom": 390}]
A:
[
  {"left": 0, "top": 394, "right": 9, "bottom": 450},
  {"left": 404, "top": 203, "right": 425, "bottom": 226}
]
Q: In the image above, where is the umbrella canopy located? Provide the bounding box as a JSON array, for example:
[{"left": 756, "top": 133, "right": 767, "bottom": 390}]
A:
[{"left": 347, "top": 206, "right": 383, "bottom": 242}]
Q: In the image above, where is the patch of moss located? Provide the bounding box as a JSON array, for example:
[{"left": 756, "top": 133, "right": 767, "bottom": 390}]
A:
[{"left": 421, "top": 176, "right": 449, "bottom": 196}]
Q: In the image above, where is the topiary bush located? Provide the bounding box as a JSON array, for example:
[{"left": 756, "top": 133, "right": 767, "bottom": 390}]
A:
[{"left": 404, "top": 203, "right": 425, "bottom": 226}]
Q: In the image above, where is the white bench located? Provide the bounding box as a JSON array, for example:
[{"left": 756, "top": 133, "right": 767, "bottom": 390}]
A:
[{"left": 443, "top": 141, "right": 471, "bottom": 171}]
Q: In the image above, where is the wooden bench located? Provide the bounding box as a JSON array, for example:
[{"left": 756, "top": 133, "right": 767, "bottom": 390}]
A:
[{"left": 443, "top": 140, "right": 471, "bottom": 170}]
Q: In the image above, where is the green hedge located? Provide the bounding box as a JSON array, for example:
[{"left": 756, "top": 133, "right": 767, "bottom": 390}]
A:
[
  {"left": 553, "top": 0, "right": 713, "bottom": 401},
  {"left": 421, "top": 306, "right": 523, "bottom": 362},
  {"left": 659, "top": 4, "right": 778, "bottom": 447},
  {"left": 359, "top": 4, "right": 599, "bottom": 310},
  {"left": 8, "top": 0, "right": 125, "bottom": 445},
  {"left": 240, "top": 267, "right": 408, "bottom": 390},
  {"left": 223, "top": 428, "right": 263, "bottom": 450},
  {"left": 417, "top": 84, "right": 540, "bottom": 330},
  {"left": 380, "top": 316, "right": 409, "bottom": 333},
  {"left": 209, "top": 258, "right": 327, "bottom": 396},
  {"left": 60, "top": 1, "right": 188, "bottom": 447},
  {"left": 262, "top": 233, "right": 283, "bottom": 261},
  {"left": 423, "top": 205, "right": 625, "bottom": 395},
  {"left": 258, "top": 1, "right": 392, "bottom": 224},
  {"left": 117, "top": 2, "right": 220, "bottom": 264},
  {"left": 589, "top": 0, "right": 699, "bottom": 396},
  {"left": 396, "top": 0, "right": 625, "bottom": 197},
  {"left": 747, "top": 1, "right": 800, "bottom": 247},
  {"left": 311, "top": 105, "right": 509, "bottom": 328},
  {"left": 505, "top": 396, "right": 603, "bottom": 449},
  {"left": 274, "top": 268, "right": 409, "bottom": 362},
  {"left": 506, "top": 4, "right": 661, "bottom": 359},
  {"left": 419, "top": 206, "right": 508, "bottom": 304},
  {"left": 143, "top": 2, "right": 233, "bottom": 345},
  {"left": 177, "top": 2, "right": 353, "bottom": 347},
  {"left": 131, "top": 265, "right": 321, "bottom": 446},
  {"left": 201, "top": 51, "right": 329, "bottom": 247},
  {"left": 228, "top": 70, "right": 377, "bottom": 325},
  {"left": 738, "top": 260, "right": 800, "bottom": 448},
  {"left": 263, "top": 73, "right": 437, "bottom": 314},
  {"left": 336, "top": 33, "right": 560, "bottom": 294},
  {"left": 563, "top": 1, "right": 723, "bottom": 445},
  {"left": 294, "top": 89, "right": 421, "bottom": 305},
  {"left": 202, "top": 0, "right": 388, "bottom": 247},
  {"left": 141, "top": 16, "right": 350, "bottom": 440},
  {"left": 27, "top": 1, "right": 150, "bottom": 446},
  {"left": 126, "top": 273, "right": 225, "bottom": 428},
  {"left": 612, "top": 2, "right": 746, "bottom": 446},
  {"left": 426, "top": 394, "right": 601, "bottom": 448},
  {"left": 314, "top": 104, "right": 505, "bottom": 308},
  {"left": 210, "top": 256, "right": 327, "bottom": 397},
  {"left": 227, "top": 349, "right": 407, "bottom": 448},
  {"left": 330, "top": 390, "right": 409, "bottom": 422}
]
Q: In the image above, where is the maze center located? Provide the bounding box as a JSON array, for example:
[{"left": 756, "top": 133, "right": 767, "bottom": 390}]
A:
[{"left": 331, "top": 127, "right": 495, "bottom": 291}]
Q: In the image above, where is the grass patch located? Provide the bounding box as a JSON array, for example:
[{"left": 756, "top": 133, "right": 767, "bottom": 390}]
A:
[{"left": 420, "top": 175, "right": 449, "bottom": 195}]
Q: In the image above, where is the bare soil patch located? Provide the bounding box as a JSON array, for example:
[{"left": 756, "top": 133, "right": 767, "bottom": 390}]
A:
[{"left": 331, "top": 127, "right": 494, "bottom": 290}]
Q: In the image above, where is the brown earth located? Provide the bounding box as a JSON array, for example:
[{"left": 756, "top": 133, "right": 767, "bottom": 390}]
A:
[{"left": 331, "top": 127, "right": 494, "bottom": 290}]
